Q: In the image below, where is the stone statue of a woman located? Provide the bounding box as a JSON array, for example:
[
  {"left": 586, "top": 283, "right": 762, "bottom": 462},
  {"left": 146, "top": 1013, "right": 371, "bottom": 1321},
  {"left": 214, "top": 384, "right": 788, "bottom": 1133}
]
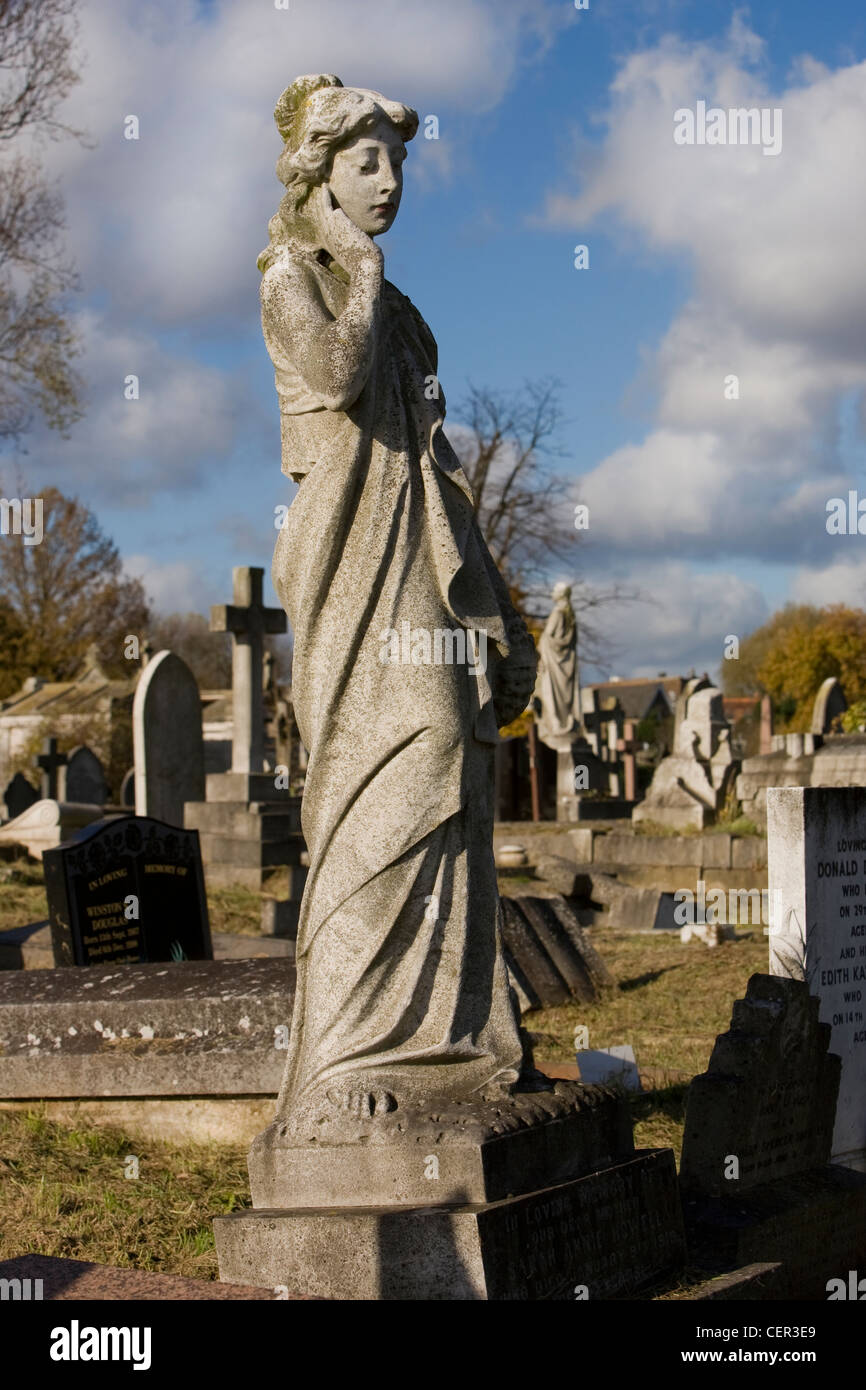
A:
[{"left": 258, "top": 75, "right": 537, "bottom": 1144}]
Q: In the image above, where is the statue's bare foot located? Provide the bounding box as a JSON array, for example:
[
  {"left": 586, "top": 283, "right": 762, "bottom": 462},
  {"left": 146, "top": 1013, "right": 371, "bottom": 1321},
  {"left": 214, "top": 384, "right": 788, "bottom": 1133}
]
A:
[{"left": 325, "top": 1085, "right": 397, "bottom": 1118}]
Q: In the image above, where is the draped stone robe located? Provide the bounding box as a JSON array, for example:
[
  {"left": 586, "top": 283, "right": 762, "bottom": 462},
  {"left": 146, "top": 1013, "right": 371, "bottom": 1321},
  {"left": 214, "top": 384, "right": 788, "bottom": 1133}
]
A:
[{"left": 264, "top": 248, "right": 532, "bottom": 1131}]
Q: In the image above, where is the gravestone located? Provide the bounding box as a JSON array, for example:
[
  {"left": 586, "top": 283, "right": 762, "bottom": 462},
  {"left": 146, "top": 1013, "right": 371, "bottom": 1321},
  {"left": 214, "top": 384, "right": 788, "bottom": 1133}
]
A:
[
  {"left": 62, "top": 746, "right": 108, "bottom": 806},
  {"left": 767, "top": 786, "right": 866, "bottom": 1171},
  {"left": 184, "top": 566, "right": 303, "bottom": 892},
  {"left": 679, "top": 972, "right": 866, "bottom": 1296},
  {"left": 43, "top": 815, "right": 212, "bottom": 967},
  {"left": 3, "top": 772, "right": 39, "bottom": 820},
  {"left": 120, "top": 768, "right": 135, "bottom": 807},
  {"left": 210, "top": 566, "right": 287, "bottom": 776},
  {"left": 811, "top": 676, "right": 847, "bottom": 735},
  {"left": 680, "top": 974, "right": 839, "bottom": 1196},
  {"left": 133, "top": 650, "right": 205, "bottom": 826}
]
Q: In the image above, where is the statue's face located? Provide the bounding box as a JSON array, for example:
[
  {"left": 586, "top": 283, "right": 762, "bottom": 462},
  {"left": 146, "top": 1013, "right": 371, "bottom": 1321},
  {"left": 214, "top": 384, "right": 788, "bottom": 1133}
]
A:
[{"left": 327, "top": 117, "right": 406, "bottom": 236}]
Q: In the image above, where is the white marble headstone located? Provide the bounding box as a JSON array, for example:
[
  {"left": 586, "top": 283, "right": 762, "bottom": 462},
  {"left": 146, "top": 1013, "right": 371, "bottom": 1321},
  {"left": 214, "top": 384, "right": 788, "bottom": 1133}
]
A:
[{"left": 767, "top": 786, "right": 866, "bottom": 1171}]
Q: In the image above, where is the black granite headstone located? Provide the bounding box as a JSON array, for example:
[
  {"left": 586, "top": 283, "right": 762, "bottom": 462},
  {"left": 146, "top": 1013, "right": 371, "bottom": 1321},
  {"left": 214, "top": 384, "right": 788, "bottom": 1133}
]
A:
[
  {"left": 3, "top": 772, "right": 39, "bottom": 820},
  {"left": 43, "top": 815, "right": 212, "bottom": 967}
]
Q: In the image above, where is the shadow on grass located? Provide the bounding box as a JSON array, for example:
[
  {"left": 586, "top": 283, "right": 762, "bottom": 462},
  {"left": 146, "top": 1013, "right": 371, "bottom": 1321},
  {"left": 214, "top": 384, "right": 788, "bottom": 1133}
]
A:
[
  {"left": 629, "top": 1081, "right": 690, "bottom": 1127},
  {"left": 618, "top": 965, "right": 684, "bottom": 992}
]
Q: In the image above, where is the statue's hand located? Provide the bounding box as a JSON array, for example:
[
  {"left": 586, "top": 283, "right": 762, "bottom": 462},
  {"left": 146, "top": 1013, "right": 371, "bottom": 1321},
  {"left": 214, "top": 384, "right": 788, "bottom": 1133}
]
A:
[{"left": 311, "top": 184, "right": 383, "bottom": 277}]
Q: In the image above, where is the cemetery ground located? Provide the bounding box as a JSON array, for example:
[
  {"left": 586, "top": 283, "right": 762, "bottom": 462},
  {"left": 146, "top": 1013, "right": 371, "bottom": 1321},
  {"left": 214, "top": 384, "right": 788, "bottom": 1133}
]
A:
[{"left": 0, "top": 856, "right": 765, "bottom": 1286}]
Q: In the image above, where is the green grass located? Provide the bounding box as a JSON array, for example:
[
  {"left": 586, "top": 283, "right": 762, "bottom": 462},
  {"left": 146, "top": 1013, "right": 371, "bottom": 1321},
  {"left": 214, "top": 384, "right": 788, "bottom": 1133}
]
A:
[
  {"left": 0, "top": 1109, "right": 248, "bottom": 1279},
  {"left": 0, "top": 858, "right": 48, "bottom": 930}
]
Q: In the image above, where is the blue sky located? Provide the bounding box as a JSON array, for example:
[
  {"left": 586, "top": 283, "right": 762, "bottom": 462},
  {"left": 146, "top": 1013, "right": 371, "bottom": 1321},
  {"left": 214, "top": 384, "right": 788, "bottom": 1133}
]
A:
[{"left": 8, "top": 0, "right": 866, "bottom": 679}]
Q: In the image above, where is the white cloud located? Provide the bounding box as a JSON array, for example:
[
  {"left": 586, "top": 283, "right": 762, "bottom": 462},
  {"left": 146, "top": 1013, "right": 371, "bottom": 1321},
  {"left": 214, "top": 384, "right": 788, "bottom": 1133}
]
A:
[
  {"left": 583, "top": 560, "right": 768, "bottom": 680},
  {"left": 545, "top": 18, "right": 866, "bottom": 582},
  {"left": 124, "top": 555, "right": 214, "bottom": 614}
]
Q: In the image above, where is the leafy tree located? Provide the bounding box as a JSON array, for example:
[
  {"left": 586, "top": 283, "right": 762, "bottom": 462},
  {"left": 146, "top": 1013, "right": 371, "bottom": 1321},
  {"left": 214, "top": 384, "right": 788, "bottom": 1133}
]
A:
[
  {"left": 722, "top": 605, "right": 821, "bottom": 698},
  {"left": 0, "top": 0, "right": 84, "bottom": 441},
  {"left": 0, "top": 485, "right": 151, "bottom": 682},
  {"left": 727, "top": 603, "right": 866, "bottom": 731}
]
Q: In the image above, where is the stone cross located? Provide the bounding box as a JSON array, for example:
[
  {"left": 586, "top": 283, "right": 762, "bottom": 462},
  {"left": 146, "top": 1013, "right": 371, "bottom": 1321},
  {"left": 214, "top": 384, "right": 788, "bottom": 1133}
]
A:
[
  {"left": 616, "top": 719, "right": 638, "bottom": 801},
  {"left": 211, "top": 566, "right": 287, "bottom": 774},
  {"left": 37, "top": 738, "right": 67, "bottom": 799}
]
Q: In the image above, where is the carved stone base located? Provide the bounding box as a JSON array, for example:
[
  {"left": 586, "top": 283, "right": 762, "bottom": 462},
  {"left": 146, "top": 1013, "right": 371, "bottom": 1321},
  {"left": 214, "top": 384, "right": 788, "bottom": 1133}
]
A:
[
  {"left": 216, "top": 1149, "right": 683, "bottom": 1300},
  {"left": 248, "top": 1082, "right": 632, "bottom": 1208}
]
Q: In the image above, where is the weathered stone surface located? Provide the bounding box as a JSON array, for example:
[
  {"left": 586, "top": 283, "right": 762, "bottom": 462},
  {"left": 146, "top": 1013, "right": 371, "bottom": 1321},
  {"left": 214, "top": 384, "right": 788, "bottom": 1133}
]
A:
[
  {"left": 767, "top": 786, "right": 866, "bottom": 1169},
  {"left": 533, "top": 852, "right": 585, "bottom": 896},
  {"left": 499, "top": 897, "right": 571, "bottom": 1008},
  {"left": 0, "top": 958, "right": 295, "bottom": 1097},
  {"left": 248, "top": 1080, "right": 632, "bottom": 1208},
  {"left": 0, "top": 799, "right": 102, "bottom": 860},
  {"left": 216, "top": 1148, "right": 684, "bottom": 1300},
  {"left": 634, "top": 680, "right": 736, "bottom": 830},
  {"left": 210, "top": 567, "right": 287, "bottom": 776},
  {"left": 0, "top": 1095, "right": 277, "bottom": 1145},
  {"left": 256, "top": 74, "right": 540, "bottom": 1140},
  {"left": 540, "top": 895, "right": 614, "bottom": 992},
  {"left": 0, "top": 923, "right": 293, "bottom": 970},
  {"left": 0, "top": 1254, "right": 287, "bottom": 1301},
  {"left": 731, "top": 837, "right": 768, "bottom": 869},
  {"left": 680, "top": 974, "right": 840, "bottom": 1196},
  {"left": 133, "top": 650, "right": 205, "bottom": 826}
]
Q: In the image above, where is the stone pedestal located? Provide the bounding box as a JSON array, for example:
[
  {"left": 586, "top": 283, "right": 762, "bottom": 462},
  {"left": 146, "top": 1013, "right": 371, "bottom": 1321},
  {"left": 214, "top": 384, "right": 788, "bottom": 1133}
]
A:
[
  {"left": 552, "top": 738, "right": 607, "bottom": 822},
  {"left": 215, "top": 1083, "right": 685, "bottom": 1300},
  {"left": 184, "top": 773, "right": 304, "bottom": 894}
]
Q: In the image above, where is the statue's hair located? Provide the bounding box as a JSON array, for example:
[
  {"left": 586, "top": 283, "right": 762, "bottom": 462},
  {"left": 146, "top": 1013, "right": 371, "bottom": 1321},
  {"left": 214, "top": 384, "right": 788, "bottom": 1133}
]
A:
[{"left": 257, "top": 74, "right": 418, "bottom": 272}]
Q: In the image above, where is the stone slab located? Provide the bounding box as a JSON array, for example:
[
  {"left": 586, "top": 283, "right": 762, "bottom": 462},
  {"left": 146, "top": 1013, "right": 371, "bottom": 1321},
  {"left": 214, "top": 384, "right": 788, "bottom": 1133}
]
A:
[
  {"left": 0, "top": 1254, "right": 290, "bottom": 1300},
  {"left": 202, "top": 773, "right": 301, "bottom": 806},
  {"left": 499, "top": 897, "right": 568, "bottom": 1008},
  {"left": 683, "top": 1166, "right": 866, "bottom": 1300},
  {"left": 0, "top": 958, "right": 295, "bottom": 1097},
  {"left": 0, "top": 925, "right": 294, "bottom": 971},
  {"left": 0, "top": 1096, "right": 276, "bottom": 1145},
  {"left": 215, "top": 1148, "right": 684, "bottom": 1300},
  {"left": 248, "top": 1082, "right": 633, "bottom": 1208}
]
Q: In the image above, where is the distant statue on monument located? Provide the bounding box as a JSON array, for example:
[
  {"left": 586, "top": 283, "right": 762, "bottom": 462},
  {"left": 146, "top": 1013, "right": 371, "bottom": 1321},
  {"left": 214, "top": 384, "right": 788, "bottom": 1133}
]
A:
[{"left": 534, "top": 581, "right": 582, "bottom": 747}]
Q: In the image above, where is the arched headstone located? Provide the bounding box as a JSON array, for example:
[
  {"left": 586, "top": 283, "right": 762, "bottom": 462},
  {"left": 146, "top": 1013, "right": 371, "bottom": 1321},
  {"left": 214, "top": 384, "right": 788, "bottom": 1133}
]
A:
[
  {"left": 133, "top": 650, "right": 205, "bottom": 826},
  {"left": 811, "top": 677, "right": 847, "bottom": 735},
  {"left": 3, "top": 771, "right": 39, "bottom": 820},
  {"left": 63, "top": 746, "right": 108, "bottom": 806}
]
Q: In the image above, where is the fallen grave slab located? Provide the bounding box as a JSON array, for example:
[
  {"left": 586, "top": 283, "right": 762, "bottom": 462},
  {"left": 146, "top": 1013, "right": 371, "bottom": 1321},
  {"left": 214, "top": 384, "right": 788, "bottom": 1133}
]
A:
[{"left": 0, "top": 958, "right": 295, "bottom": 1142}]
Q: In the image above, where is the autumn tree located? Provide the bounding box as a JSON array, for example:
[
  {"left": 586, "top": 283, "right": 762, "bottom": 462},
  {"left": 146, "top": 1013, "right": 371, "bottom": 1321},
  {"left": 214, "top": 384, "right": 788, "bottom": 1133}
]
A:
[
  {"left": 0, "top": 0, "right": 84, "bottom": 441},
  {"left": 724, "top": 604, "right": 866, "bottom": 730},
  {"left": 0, "top": 485, "right": 151, "bottom": 683}
]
